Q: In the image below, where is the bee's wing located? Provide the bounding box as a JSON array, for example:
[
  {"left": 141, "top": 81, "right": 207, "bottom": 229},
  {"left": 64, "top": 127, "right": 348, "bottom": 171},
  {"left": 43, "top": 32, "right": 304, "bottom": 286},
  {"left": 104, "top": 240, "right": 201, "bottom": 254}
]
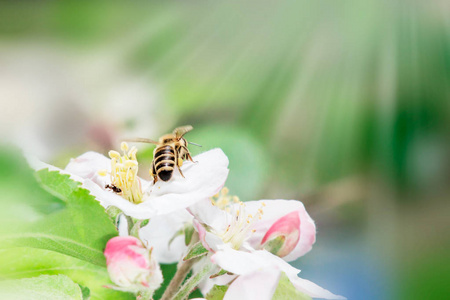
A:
[
  {"left": 124, "top": 138, "right": 159, "bottom": 144},
  {"left": 173, "top": 125, "right": 193, "bottom": 138}
]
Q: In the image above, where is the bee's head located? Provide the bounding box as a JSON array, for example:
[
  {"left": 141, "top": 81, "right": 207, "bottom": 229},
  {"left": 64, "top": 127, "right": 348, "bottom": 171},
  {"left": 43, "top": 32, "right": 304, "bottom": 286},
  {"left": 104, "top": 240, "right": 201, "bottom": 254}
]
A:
[{"left": 179, "top": 137, "right": 188, "bottom": 146}]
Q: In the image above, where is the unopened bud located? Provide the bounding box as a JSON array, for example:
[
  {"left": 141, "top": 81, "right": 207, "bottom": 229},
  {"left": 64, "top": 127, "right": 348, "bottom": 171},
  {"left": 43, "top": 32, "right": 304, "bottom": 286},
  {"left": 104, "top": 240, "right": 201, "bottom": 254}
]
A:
[
  {"left": 261, "top": 211, "right": 300, "bottom": 258},
  {"left": 104, "top": 236, "right": 162, "bottom": 293}
]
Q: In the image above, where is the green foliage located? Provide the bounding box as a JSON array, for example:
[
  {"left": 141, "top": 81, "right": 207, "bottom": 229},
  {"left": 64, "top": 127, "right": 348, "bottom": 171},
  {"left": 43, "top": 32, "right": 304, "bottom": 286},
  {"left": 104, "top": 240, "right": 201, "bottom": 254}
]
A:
[
  {"left": 0, "top": 247, "right": 133, "bottom": 300},
  {"left": 0, "top": 150, "right": 132, "bottom": 299},
  {"left": 78, "top": 285, "right": 91, "bottom": 300},
  {"left": 0, "top": 274, "right": 83, "bottom": 300},
  {"left": 0, "top": 168, "right": 118, "bottom": 266},
  {"left": 272, "top": 273, "right": 312, "bottom": 300},
  {"left": 187, "top": 125, "right": 268, "bottom": 200},
  {"left": 206, "top": 285, "right": 228, "bottom": 300},
  {"left": 183, "top": 241, "right": 208, "bottom": 261}
]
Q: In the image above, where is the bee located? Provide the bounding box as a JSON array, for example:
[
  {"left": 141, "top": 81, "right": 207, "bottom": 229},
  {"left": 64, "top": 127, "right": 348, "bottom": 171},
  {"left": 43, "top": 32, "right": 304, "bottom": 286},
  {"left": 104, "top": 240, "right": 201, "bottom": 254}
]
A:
[
  {"left": 126, "top": 125, "right": 200, "bottom": 184},
  {"left": 105, "top": 184, "right": 122, "bottom": 194}
]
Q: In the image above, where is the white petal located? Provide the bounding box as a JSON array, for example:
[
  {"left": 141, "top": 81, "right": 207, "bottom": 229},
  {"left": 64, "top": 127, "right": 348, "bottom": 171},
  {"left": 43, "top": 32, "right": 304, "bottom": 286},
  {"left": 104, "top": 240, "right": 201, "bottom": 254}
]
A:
[
  {"left": 188, "top": 198, "right": 229, "bottom": 231},
  {"left": 199, "top": 273, "right": 236, "bottom": 296},
  {"left": 65, "top": 151, "right": 111, "bottom": 183},
  {"left": 143, "top": 149, "right": 229, "bottom": 215},
  {"left": 211, "top": 248, "right": 299, "bottom": 277},
  {"left": 224, "top": 269, "right": 280, "bottom": 300},
  {"left": 139, "top": 209, "right": 192, "bottom": 263},
  {"left": 290, "top": 277, "right": 346, "bottom": 300}
]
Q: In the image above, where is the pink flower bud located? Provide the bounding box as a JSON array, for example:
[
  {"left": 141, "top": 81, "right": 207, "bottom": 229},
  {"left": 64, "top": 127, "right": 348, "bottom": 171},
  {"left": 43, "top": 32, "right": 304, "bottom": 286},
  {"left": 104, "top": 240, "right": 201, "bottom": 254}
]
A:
[
  {"left": 260, "top": 205, "right": 316, "bottom": 261},
  {"left": 261, "top": 211, "right": 301, "bottom": 257},
  {"left": 104, "top": 236, "right": 163, "bottom": 292}
]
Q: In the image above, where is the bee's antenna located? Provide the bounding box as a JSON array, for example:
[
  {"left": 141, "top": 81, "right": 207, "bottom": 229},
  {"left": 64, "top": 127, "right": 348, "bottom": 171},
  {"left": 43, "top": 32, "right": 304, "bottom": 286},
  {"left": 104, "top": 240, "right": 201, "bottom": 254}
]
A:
[{"left": 189, "top": 142, "right": 202, "bottom": 147}]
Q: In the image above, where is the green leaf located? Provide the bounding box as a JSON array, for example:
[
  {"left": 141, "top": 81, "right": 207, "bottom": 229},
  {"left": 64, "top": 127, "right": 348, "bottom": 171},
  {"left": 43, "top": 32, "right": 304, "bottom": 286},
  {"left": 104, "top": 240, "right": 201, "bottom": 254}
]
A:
[
  {"left": 184, "top": 225, "right": 195, "bottom": 246},
  {"left": 206, "top": 285, "right": 228, "bottom": 300},
  {"left": 0, "top": 274, "right": 83, "bottom": 300},
  {"left": 0, "top": 168, "right": 118, "bottom": 266},
  {"left": 0, "top": 247, "right": 134, "bottom": 300},
  {"left": 209, "top": 269, "right": 229, "bottom": 279},
  {"left": 78, "top": 285, "right": 91, "bottom": 300},
  {"left": 272, "top": 273, "right": 312, "bottom": 300},
  {"left": 183, "top": 241, "right": 208, "bottom": 261}
]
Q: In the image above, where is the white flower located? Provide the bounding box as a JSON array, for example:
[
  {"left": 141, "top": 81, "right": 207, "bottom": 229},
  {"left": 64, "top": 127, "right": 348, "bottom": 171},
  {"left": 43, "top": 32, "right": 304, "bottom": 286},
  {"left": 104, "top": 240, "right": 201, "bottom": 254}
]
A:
[
  {"left": 60, "top": 146, "right": 229, "bottom": 219},
  {"left": 189, "top": 189, "right": 316, "bottom": 261},
  {"left": 211, "top": 247, "right": 346, "bottom": 300}
]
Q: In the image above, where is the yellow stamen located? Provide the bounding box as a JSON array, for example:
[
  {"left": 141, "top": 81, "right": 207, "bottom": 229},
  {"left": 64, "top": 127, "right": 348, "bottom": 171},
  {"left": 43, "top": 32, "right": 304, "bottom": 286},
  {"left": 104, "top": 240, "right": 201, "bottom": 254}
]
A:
[
  {"left": 107, "top": 144, "right": 143, "bottom": 204},
  {"left": 109, "top": 150, "right": 120, "bottom": 159},
  {"left": 121, "top": 142, "right": 129, "bottom": 152}
]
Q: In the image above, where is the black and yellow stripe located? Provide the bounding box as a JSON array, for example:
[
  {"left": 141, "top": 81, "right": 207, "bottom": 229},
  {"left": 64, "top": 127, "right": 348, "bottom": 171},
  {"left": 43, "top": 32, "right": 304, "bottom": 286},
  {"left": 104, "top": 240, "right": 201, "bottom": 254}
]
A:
[{"left": 153, "top": 145, "right": 176, "bottom": 181}]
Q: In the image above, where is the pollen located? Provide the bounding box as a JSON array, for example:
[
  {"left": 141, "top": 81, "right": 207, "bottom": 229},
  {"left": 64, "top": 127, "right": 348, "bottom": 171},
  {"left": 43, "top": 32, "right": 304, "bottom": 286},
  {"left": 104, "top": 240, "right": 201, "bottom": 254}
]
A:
[{"left": 97, "top": 169, "right": 108, "bottom": 177}]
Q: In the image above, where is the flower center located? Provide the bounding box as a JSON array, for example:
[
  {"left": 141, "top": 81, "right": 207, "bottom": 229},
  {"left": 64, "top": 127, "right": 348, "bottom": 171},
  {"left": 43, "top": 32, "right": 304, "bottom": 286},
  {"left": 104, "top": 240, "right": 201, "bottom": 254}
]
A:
[
  {"left": 104, "top": 142, "right": 143, "bottom": 204},
  {"left": 210, "top": 188, "right": 265, "bottom": 250}
]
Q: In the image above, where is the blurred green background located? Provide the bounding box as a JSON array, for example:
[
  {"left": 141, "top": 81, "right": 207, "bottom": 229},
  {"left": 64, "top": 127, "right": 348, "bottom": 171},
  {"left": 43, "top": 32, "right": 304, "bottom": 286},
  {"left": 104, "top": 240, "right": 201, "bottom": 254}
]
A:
[{"left": 1, "top": 1, "right": 449, "bottom": 299}]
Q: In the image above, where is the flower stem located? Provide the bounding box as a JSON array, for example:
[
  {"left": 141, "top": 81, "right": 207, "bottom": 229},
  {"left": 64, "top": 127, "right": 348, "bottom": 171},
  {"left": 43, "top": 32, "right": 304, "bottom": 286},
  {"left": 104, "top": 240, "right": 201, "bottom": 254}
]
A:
[
  {"left": 172, "top": 260, "right": 214, "bottom": 300},
  {"left": 160, "top": 257, "right": 197, "bottom": 300},
  {"left": 137, "top": 289, "right": 153, "bottom": 300},
  {"left": 160, "top": 234, "right": 200, "bottom": 300}
]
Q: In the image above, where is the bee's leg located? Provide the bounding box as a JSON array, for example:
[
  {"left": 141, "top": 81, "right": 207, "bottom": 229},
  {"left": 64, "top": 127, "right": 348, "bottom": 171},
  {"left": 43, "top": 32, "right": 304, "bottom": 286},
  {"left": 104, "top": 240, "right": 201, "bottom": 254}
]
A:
[
  {"left": 177, "top": 166, "right": 185, "bottom": 178},
  {"left": 182, "top": 146, "right": 196, "bottom": 163},
  {"left": 187, "top": 152, "right": 196, "bottom": 163},
  {"left": 150, "top": 162, "right": 158, "bottom": 184}
]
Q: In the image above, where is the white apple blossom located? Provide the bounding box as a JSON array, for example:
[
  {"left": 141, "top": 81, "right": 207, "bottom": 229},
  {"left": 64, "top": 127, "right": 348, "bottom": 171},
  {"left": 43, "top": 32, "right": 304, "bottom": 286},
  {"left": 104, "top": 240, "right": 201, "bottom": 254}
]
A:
[
  {"left": 30, "top": 144, "right": 229, "bottom": 219},
  {"left": 189, "top": 188, "right": 316, "bottom": 261}
]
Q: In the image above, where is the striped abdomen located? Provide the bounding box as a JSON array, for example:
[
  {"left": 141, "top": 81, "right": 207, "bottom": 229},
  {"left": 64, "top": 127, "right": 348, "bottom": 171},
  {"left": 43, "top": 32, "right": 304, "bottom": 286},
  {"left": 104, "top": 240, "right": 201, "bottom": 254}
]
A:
[{"left": 153, "top": 145, "right": 176, "bottom": 181}]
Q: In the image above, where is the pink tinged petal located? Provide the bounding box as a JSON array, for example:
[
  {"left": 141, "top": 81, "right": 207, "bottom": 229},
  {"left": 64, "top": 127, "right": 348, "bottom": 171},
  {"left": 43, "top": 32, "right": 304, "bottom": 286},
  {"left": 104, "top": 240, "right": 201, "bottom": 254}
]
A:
[
  {"left": 245, "top": 200, "right": 316, "bottom": 261},
  {"left": 104, "top": 236, "right": 163, "bottom": 292},
  {"left": 283, "top": 203, "right": 316, "bottom": 262},
  {"left": 224, "top": 269, "right": 281, "bottom": 300},
  {"left": 193, "top": 218, "right": 225, "bottom": 253},
  {"left": 290, "top": 277, "right": 346, "bottom": 300},
  {"left": 104, "top": 237, "right": 148, "bottom": 269},
  {"left": 261, "top": 211, "right": 300, "bottom": 257}
]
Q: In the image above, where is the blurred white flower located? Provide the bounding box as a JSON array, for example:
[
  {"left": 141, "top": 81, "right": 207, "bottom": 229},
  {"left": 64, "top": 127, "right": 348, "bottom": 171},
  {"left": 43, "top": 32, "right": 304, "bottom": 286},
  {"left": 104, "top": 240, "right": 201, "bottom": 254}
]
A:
[
  {"left": 0, "top": 46, "right": 161, "bottom": 160},
  {"left": 139, "top": 209, "right": 193, "bottom": 263}
]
